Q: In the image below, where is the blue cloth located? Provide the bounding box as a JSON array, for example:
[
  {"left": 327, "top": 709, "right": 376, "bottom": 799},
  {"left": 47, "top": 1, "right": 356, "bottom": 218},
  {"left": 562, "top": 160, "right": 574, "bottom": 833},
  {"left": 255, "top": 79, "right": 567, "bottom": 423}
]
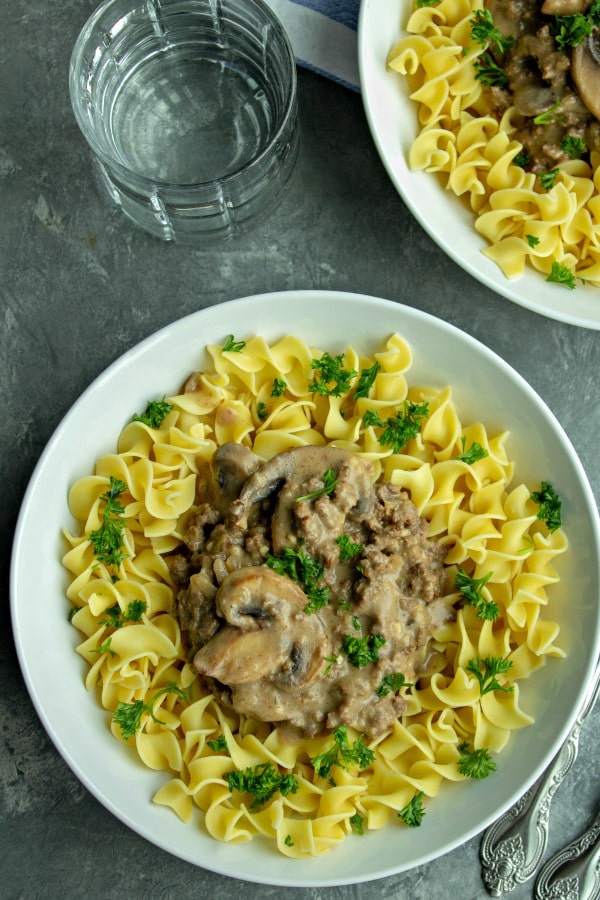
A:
[{"left": 265, "top": 0, "right": 361, "bottom": 90}]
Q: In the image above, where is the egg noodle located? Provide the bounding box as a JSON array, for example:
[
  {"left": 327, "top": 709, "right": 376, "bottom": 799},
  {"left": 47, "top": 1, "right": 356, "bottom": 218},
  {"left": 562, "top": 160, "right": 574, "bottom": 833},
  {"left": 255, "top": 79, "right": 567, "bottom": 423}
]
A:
[
  {"left": 62, "top": 333, "right": 567, "bottom": 857},
  {"left": 387, "top": 0, "right": 600, "bottom": 285}
]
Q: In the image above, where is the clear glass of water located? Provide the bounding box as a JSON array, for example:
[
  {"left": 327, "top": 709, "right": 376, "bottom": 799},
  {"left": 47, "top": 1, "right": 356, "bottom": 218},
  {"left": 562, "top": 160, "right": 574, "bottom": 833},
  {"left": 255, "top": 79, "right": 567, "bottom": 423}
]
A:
[{"left": 69, "top": 0, "right": 299, "bottom": 243}]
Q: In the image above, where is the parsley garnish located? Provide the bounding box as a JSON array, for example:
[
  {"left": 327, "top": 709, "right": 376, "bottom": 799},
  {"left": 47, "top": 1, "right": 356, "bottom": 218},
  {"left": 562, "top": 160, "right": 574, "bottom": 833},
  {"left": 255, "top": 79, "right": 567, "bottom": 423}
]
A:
[
  {"left": 546, "top": 261, "right": 577, "bottom": 289},
  {"left": 550, "top": 12, "right": 592, "bottom": 51},
  {"left": 354, "top": 361, "right": 381, "bottom": 399},
  {"left": 336, "top": 534, "right": 364, "bottom": 561},
  {"left": 561, "top": 135, "right": 587, "bottom": 159},
  {"left": 271, "top": 377, "right": 287, "bottom": 397},
  {"left": 284, "top": 834, "right": 295, "bottom": 847},
  {"left": 88, "top": 476, "right": 128, "bottom": 572},
  {"left": 474, "top": 53, "right": 508, "bottom": 88},
  {"left": 132, "top": 398, "right": 173, "bottom": 429},
  {"left": 342, "top": 633, "right": 386, "bottom": 668},
  {"left": 525, "top": 234, "right": 540, "bottom": 248},
  {"left": 533, "top": 101, "right": 565, "bottom": 127},
  {"left": 309, "top": 352, "right": 357, "bottom": 397},
  {"left": 416, "top": 0, "right": 440, "bottom": 6},
  {"left": 266, "top": 546, "right": 330, "bottom": 614},
  {"left": 295, "top": 467, "right": 338, "bottom": 503},
  {"left": 311, "top": 725, "right": 374, "bottom": 779},
  {"left": 350, "top": 813, "right": 365, "bottom": 834},
  {"left": 226, "top": 762, "right": 299, "bottom": 809},
  {"left": 531, "top": 481, "right": 562, "bottom": 531},
  {"left": 455, "top": 569, "right": 499, "bottom": 621},
  {"left": 206, "top": 735, "right": 228, "bottom": 752},
  {"left": 363, "top": 401, "right": 429, "bottom": 453},
  {"left": 456, "top": 437, "right": 489, "bottom": 464},
  {"left": 469, "top": 9, "right": 513, "bottom": 54},
  {"left": 323, "top": 653, "right": 340, "bottom": 675},
  {"left": 101, "top": 599, "right": 147, "bottom": 629},
  {"left": 513, "top": 150, "right": 531, "bottom": 168},
  {"left": 376, "top": 672, "right": 414, "bottom": 697},
  {"left": 458, "top": 742, "right": 497, "bottom": 779},
  {"left": 89, "top": 637, "right": 116, "bottom": 658},
  {"left": 113, "top": 682, "right": 190, "bottom": 740},
  {"left": 466, "top": 656, "right": 514, "bottom": 696},
  {"left": 257, "top": 401, "right": 268, "bottom": 421},
  {"left": 398, "top": 791, "right": 426, "bottom": 826},
  {"left": 538, "top": 168, "right": 559, "bottom": 191},
  {"left": 222, "top": 334, "right": 246, "bottom": 352}
]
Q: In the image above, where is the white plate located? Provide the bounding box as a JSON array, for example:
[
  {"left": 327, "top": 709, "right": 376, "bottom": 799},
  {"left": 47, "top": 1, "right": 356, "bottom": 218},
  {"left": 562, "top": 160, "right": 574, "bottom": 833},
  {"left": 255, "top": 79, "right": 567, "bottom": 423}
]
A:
[
  {"left": 10, "top": 291, "right": 600, "bottom": 886},
  {"left": 358, "top": 0, "right": 600, "bottom": 330}
]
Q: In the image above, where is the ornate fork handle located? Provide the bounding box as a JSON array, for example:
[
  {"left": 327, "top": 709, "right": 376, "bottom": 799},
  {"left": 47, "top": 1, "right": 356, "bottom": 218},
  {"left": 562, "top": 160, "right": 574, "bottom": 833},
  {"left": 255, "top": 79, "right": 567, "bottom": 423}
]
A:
[
  {"left": 480, "top": 665, "right": 600, "bottom": 896},
  {"left": 535, "top": 809, "right": 600, "bottom": 900}
]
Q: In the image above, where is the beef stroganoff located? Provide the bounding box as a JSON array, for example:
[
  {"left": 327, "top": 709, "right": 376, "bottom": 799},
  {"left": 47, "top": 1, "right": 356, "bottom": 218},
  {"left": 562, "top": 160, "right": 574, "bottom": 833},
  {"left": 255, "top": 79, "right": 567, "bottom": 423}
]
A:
[{"left": 62, "top": 333, "right": 567, "bottom": 857}]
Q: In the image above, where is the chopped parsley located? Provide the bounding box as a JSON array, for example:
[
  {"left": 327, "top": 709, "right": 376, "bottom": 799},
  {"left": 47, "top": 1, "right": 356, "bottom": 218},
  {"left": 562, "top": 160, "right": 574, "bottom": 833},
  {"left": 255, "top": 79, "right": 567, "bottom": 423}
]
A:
[
  {"left": 101, "top": 599, "right": 147, "bottom": 629},
  {"left": 271, "top": 377, "right": 287, "bottom": 397},
  {"left": 284, "top": 834, "right": 295, "bottom": 847},
  {"left": 513, "top": 150, "right": 531, "bottom": 168},
  {"left": 336, "top": 534, "right": 364, "bottom": 561},
  {"left": 342, "top": 633, "right": 386, "bottom": 668},
  {"left": 88, "top": 476, "right": 128, "bottom": 572},
  {"left": 256, "top": 401, "right": 268, "bottom": 421},
  {"left": 458, "top": 742, "right": 497, "bottom": 779},
  {"left": 525, "top": 234, "right": 540, "bottom": 249},
  {"left": 376, "top": 672, "right": 414, "bottom": 697},
  {"left": 550, "top": 12, "right": 593, "bottom": 51},
  {"left": 226, "top": 762, "right": 298, "bottom": 809},
  {"left": 398, "top": 791, "right": 426, "bottom": 827},
  {"left": 89, "top": 637, "right": 116, "bottom": 658},
  {"left": 311, "top": 725, "right": 374, "bottom": 780},
  {"left": 466, "top": 656, "right": 514, "bottom": 696},
  {"left": 533, "top": 101, "right": 565, "bottom": 127},
  {"left": 456, "top": 437, "right": 488, "bottom": 464},
  {"left": 363, "top": 401, "right": 429, "bottom": 453},
  {"left": 206, "top": 735, "right": 228, "bottom": 752},
  {"left": 416, "top": 0, "right": 440, "bottom": 6},
  {"left": 354, "top": 361, "right": 381, "bottom": 399},
  {"left": 266, "top": 546, "right": 330, "bottom": 614},
  {"left": 474, "top": 53, "right": 508, "bottom": 88},
  {"left": 222, "top": 334, "right": 246, "bottom": 352},
  {"left": 113, "top": 681, "right": 190, "bottom": 740},
  {"left": 561, "top": 135, "right": 587, "bottom": 159},
  {"left": 132, "top": 398, "right": 173, "bottom": 429},
  {"left": 309, "top": 352, "right": 357, "bottom": 397},
  {"left": 546, "top": 261, "right": 577, "bottom": 289},
  {"left": 295, "top": 467, "right": 338, "bottom": 503},
  {"left": 538, "top": 168, "right": 559, "bottom": 191},
  {"left": 531, "top": 481, "right": 562, "bottom": 531},
  {"left": 469, "top": 9, "right": 513, "bottom": 54},
  {"left": 455, "top": 569, "right": 499, "bottom": 621},
  {"left": 350, "top": 813, "right": 365, "bottom": 834}
]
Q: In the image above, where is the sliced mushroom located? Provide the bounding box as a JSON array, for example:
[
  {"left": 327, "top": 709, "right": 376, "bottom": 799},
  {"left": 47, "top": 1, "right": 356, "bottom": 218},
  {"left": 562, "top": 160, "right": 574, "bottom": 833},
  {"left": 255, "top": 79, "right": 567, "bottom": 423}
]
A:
[
  {"left": 205, "top": 442, "right": 260, "bottom": 517},
  {"left": 193, "top": 565, "right": 331, "bottom": 691},
  {"left": 513, "top": 85, "right": 557, "bottom": 117},
  {"left": 541, "top": 0, "right": 589, "bottom": 14},
  {"left": 572, "top": 33, "right": 600, "bottom": 122}
]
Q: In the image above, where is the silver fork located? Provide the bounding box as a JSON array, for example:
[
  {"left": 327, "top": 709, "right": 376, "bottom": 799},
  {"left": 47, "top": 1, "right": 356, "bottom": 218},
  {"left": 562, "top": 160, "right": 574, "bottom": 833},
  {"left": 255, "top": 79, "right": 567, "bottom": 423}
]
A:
[
  {"left": 535, "top": 807, "right": 600, "bottom": 900},
  {"left": 480, "top": 664, "right": 600, "bottom": 896}
]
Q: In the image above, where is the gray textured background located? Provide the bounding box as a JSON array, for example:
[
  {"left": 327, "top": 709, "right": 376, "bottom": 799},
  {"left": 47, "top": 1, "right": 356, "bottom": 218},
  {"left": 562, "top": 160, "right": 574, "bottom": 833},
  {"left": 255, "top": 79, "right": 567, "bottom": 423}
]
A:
[{"left": 1, "top": 2, "right": 598, "bottom": 898}]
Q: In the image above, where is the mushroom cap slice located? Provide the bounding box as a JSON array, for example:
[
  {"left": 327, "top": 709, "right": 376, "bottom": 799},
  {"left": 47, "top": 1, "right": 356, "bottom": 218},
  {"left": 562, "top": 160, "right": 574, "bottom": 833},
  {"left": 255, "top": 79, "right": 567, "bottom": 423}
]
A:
[
  {"left": 572, "top": 35, "right": 600, "bottom": 123},
  {"left": 541, "top": 0, "right": 589, "bottom": 13}
]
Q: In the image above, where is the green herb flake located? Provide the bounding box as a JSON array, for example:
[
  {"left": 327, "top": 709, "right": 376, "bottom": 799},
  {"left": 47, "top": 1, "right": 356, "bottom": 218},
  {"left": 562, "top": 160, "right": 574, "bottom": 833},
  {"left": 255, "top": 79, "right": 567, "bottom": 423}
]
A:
[
  {"left": 132, "top": 398, "right": 174, "bottom": 429},
  {"left": 222, "top": 334, "right": 246, "bottom": 352},
  {"left": 538, "top": 168, "right": 559, "bottom": 191},
  {"left": 466, "top": 656, "right": 514, "bottom": 696},
  {"left": 531, "top": 481, "right": 562, "bottom": 531},
  {"left": 296, "top": 468, "right": 338, "bottom": 503},
  {"left": 551, "top": 12, "right": 592, "bottom": 51},
  {"left": 89, "top": 637, "right": 116, "bottom": 658},
  {"left": 469, "top": 9, "right": 513, "bottom": 53},
  {"left": 350, "top": 813, "right": 365, "bottom": 835},
  {"left": 513, "top": 150, "right": 531, "bottom": 168},
  {"left": 561, "top": 135, "right": 587, "bottom": 159},
  {"left": 456, "top": 437, "right": 489, "bottom": 465},
  {"left": 474, "top": 53, "right": 509, "bottom": 88},
  {"left": 113, "top": 681, "right": 190, "bottom": 740},
  {"left": 458, "top": 742, "right": 497, "bottom": 779},
  {"left": 455, "top": 569, "right": 499, "bottom": 621},
  {"left": 398, "top": 790, "right": 426, "bottom": 827},
  {"left": 284, "top": 834, "right": 295, "bottom": 847},
  {"left": 354, "top": 361, "right": 381, "bottom": 399},
  {"left": 311, "top": 725, "right": 374, "bottom": 780},
  {"left": 88, "top": 476, "right": 128, "bottom": 572},
  {"left": 101, "top": 599, "right": 147, "bottom": 629},
  {"left": 309, "top": 352, "right": 358, "bottom": 397},
  {"left": 257, "top": 401, "right": 268, "bottom": 421},
  {"left": 336, "top": 534, "right": 364, "bottom": 561},
  {"left": 525, "top": 234, "right": 540, "bottom": 248},
  {"left": 533, "top": 101, "right": 565, "bottom": 127},
  {"left": 266, "top": 546, "right": 330, "bottom": 614},
  {"left": 271, "top": 377, "right": 287, "bottom": 397},
  {"left": 363, "top": 401, "right": 429, "bottom": 453},
  {"left": 226, "top": 762, "right": 299, "bottom": 809},
  {"left": 206, "top": 735, "right": 228, "bottom": 753},
  {"left": 376, "top": 672, "right": 414, "bottom": 697},
  {"left": 342, "top": 633, "right": 386, "bottom": 669},
  {"left": 546, "top": 261, "right": 577, "bottom": 289}
]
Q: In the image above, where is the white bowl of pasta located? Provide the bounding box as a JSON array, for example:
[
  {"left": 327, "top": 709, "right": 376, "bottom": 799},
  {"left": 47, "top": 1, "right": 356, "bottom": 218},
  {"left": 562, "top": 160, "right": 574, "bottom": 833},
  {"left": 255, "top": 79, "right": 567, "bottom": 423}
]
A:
[
  {"left": 358, "top": 0, "right": 600, "bottom": 330},
  {"left": 10, "top": 290, "right": 600, "bottom": 885}
]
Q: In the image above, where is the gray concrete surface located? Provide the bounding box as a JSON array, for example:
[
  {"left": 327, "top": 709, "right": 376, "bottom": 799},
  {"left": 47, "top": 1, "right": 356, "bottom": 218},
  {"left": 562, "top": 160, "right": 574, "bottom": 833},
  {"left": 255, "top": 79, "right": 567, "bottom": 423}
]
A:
[{"left": 1, "top": 2, "right": 599, "bottom": 898}]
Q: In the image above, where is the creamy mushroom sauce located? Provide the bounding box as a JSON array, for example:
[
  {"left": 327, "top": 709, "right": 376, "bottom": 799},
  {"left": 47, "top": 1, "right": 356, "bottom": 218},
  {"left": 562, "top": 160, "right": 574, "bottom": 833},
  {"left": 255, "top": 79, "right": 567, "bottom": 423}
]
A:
[
  {"left": 169, "top": 443, "right": 452, "bottom": 739},
  {"left": 484, "top": 0, "right": 600, "bottom": 171}
]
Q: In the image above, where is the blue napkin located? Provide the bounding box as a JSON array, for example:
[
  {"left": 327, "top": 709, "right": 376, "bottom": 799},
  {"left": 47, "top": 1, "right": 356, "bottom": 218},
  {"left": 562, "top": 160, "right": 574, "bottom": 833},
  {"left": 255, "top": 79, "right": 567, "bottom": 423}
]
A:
[{"left": 266, "top": 0, "right": 361, "bottom": 90}]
